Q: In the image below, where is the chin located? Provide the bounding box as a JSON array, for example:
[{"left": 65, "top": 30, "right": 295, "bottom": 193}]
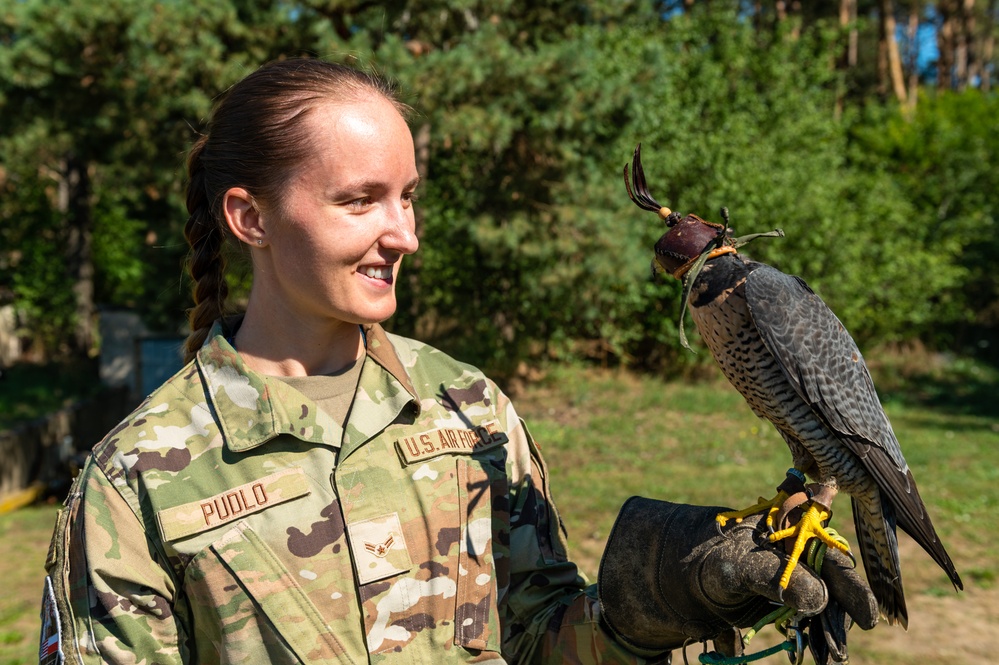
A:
[{"left": 352, "top": 302, "right": 398, "bottom": 326}]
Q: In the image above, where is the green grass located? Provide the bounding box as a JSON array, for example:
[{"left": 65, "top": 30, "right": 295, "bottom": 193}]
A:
[
  {"left": 515, "top": 359, "right": 999, "bottom": 582},
  {"left": 0, "top": 504, "right": 59, "bottom": 665},
  {"left": 514, "top": 360, "right": 998, "bottom": 664}
]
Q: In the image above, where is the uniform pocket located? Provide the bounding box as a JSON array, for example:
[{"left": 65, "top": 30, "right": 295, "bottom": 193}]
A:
[
  {"left": 453, "top": 455, "right": 506, "bottom": 653},
  {"left": 351, "top": 429, "right": 509, "bottom": 656},
  {"left": 191, "top": 520, "right": 354, "bottom": 664}
]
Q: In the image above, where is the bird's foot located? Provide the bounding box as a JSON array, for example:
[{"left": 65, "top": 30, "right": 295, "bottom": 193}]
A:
[
  {"left": 716, "top": 490, "right": 790, "bottom": 529},
  {"left": 716, "top": 468, "right": 809, "bottom": 533},
  {"left": 769, "top": 502, "right": 852, "bottom": 590}
]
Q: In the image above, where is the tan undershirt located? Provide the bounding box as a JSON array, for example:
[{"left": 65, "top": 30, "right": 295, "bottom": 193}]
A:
[{"left": 270, "top": 355, "right": 364, "bottom": 426}]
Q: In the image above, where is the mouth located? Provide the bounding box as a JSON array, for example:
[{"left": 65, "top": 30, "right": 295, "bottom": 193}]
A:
[{"left": 359, "top": 265, "right": 394, "bottom": 282}]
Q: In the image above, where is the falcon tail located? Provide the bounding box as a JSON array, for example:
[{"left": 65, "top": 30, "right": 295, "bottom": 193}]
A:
[
  {"left": 852, "top": 496, "right": 908, "bottom": 628},
  {"left": 852, "top": 479, "right": 965, "bottom": 629}
]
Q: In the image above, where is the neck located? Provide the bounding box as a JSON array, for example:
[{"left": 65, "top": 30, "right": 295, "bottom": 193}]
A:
[
  {"left": 233, "top": 292, "right": 365, "bottom": 377},
  {"left": 690, "top": 253, "right": 750, "bottom": 308}
]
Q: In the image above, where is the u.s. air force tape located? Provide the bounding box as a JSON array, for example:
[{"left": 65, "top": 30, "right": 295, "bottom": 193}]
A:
[{"left": 396, "top": 419, "right": 509, "bottom": 465}]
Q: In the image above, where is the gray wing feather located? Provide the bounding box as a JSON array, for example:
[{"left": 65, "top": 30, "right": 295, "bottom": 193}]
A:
[{"left": 743, "top": 265, "right": 907, "bottom": 473}]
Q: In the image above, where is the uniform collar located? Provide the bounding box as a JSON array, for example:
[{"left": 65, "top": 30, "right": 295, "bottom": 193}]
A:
[
  {"left": 196, "top": 319, "right": 421, "bottom": 454},
  {"left": 360, "top": 323, "right": 420, "bottom": 398}
]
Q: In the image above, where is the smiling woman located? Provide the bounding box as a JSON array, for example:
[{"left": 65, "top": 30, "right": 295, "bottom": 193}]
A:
[
  {"left": 180, "top": 62, "right": 419, "bottom": 378},
  {"left": 40, "top": 58, "right": 876, "bottom": 665},
  {"left": 224, "top": 97, "right": 421, "bottom": 377}
]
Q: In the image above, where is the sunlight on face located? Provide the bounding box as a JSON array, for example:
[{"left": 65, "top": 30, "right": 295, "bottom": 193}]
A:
[{"left": 255, "top": 95, "right": 421, "bottom": 329}]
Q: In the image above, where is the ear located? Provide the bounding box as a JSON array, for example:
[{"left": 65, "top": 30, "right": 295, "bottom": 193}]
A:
[{"left": 223, "top": 187, "right": 267, "bottom": 247}]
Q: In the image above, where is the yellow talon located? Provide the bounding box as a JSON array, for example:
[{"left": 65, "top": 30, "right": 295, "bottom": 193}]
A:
[
  {"left": 716, "top": 490, "right": 790, "bottom": 528},
  {"left": 769, "top": 503, "right": 852, "bottom": 589},
  {"left": 765, "top": 500, "right": 784, "bottom": 531}
]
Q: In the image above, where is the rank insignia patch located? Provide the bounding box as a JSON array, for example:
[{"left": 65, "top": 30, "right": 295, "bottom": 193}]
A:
[
  {"left": 348, "top": 512, "right": 412, "bottom": 584},
  {"left": 364, "top": 534, "right": 395, "bottom": 558}
]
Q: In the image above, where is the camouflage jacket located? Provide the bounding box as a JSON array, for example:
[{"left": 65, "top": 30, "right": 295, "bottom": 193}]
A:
[{"left": 43, "top": 322, "right": 662, "bottom": 664}]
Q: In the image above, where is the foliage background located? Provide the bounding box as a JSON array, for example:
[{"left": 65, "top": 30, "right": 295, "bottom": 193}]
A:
[
  {"left": 2, "top": 4, "right": 997, "bottom": 663},
  {"left": 1, "top": 0, "right": 997, "bottom": 377}
]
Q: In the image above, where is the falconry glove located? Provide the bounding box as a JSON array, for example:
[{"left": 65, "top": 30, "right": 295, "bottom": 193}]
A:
[{"left": 598, "top": 497, "right": 878, "bottom": 660}]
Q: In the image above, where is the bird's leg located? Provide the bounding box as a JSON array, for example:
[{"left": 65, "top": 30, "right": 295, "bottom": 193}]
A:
[
  {"left": 769, "top": 484, "right": 853, "bottom": 590},
  {"left": 716, "top": 468, "right": 808, "bottom": 530}
]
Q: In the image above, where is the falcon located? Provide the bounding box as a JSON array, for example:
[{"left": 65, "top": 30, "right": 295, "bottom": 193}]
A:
[{"left": 624, "top": 145, "right": 962, "bottom": 627}]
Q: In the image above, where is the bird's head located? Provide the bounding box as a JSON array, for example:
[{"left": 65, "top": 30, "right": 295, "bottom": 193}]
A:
[
  {"left": 623, "top": 144, "right": 733, "bottom": 280},
  {"left": 624, "top": 143, "right": 783, "bottom": 351}
]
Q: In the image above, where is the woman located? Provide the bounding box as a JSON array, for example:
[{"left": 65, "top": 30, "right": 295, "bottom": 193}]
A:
[{"left": 41, "top": 59, "right": 875, "bottom": 664}]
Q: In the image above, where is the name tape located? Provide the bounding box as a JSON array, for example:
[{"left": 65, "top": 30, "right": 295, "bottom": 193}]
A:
[{"left": 156, "top": 467, "right": 310, "bottom": 542}]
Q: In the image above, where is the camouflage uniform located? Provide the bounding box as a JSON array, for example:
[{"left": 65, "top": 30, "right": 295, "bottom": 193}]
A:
[{"left": 42, "top": 320, "right": 663, "bottom": 664}]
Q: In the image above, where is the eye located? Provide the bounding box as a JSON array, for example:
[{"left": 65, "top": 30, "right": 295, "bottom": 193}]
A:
[
  {"left": 346, "top": 196, "right": 372, "bottom": 210},
  {"left": 402, "top": 190, "right": 420, "bottom": 205}
]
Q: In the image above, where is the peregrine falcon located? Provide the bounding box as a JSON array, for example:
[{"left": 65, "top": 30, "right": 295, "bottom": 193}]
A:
[{"left": 625, "top": 145, "right": 963, "bottom": 627}]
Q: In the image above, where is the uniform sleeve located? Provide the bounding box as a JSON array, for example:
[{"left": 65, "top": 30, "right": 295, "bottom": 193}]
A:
[
  {"left": 43, "top": 456, "right": 187, "bottom": 664},
  {"left": 499, "top": 419, "right": 669, "bottom": 665}
]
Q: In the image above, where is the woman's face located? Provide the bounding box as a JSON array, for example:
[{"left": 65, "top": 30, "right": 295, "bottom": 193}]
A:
[{"left": 255, "top": 95, "right": 420, "bottom": 328}]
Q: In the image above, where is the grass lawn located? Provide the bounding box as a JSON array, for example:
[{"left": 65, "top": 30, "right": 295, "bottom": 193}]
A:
[
  {"left": 0, "top": 504, "right": 58, "bottom": 665},
  {"left": 1, "top": 358, "right": 995, "bottom": 664}
]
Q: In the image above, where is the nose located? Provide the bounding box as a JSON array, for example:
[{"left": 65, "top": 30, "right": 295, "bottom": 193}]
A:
[{"left": 381, "top": 203, "right": 419, "bottom": 255}]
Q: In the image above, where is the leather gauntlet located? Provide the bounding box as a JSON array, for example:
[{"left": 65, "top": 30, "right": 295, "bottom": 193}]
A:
[{"left": 598, "top": 497, "right": 877, "bottom": 660}]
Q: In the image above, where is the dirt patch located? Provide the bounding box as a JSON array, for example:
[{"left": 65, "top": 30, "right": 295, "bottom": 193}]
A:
[
  {"left": 844, "top": 538, "right": 996, "bottom": 665},
  {"left": 848, "top": 583, "right": 997, "bottom": 664}
]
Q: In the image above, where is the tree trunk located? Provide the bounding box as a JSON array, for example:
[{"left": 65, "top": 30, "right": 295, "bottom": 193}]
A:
[
  {"left": 938, "top": 1, "right": 957, "bottom": 89},
  {"left": 60, "top": 154, "right": 94, "bottom": 357},
  {"left": 774, "top": 1, "right": 803, "bottom": 38},
  {"left": 983, "top": 0, "right": 997, "bottom": 91},
  {"left": 906, "top": 3, "right": 920, "bottom": 111},
  {"left": 959, "top": 0, "right": 977, "bottom": 90},
  {"left": 790, "top": 1, "right": 802, "bottom": 39},
  {"left": 953, "top": 0, "right": 974, "bottom": 89},
  {"left": 835, "top": 0, "right": 857, "bottom": 118},
  {"left": 843, "top": 0, "right": 858, "bottom": 68},
  {"left": 878, "top": 0, "right": 908, "bottom": 102}
]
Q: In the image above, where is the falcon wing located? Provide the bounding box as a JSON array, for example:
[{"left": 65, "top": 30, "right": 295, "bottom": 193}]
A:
[
  {"left": 743, "top": 265, "right": 960, "bottom": 584},
  {"left": 744, "top": 264, "right": 904, "bottom": 468}
]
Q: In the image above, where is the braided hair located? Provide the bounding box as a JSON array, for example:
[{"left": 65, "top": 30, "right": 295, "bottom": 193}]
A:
[{"left": 182, "top": 59, "right": 408, "bottom": 362}]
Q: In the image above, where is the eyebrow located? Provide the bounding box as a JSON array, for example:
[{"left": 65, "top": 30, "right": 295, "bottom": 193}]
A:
[{"left": 329, "top": 175, "right": 421, "bottom": 198}]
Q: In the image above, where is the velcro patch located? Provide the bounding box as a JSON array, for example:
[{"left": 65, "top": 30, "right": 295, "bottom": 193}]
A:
[
  {"left": 396, "top": 420, "right": 509, "bottom": 465},
  {"left": 347, "top": 512, "right": 412, "bottom": 584},
  {"left": 39, "top": 576, "right": 64, "bottom": 665},
  {"left": 156, "top": 467, "right": 311, "bottom": 541}
]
